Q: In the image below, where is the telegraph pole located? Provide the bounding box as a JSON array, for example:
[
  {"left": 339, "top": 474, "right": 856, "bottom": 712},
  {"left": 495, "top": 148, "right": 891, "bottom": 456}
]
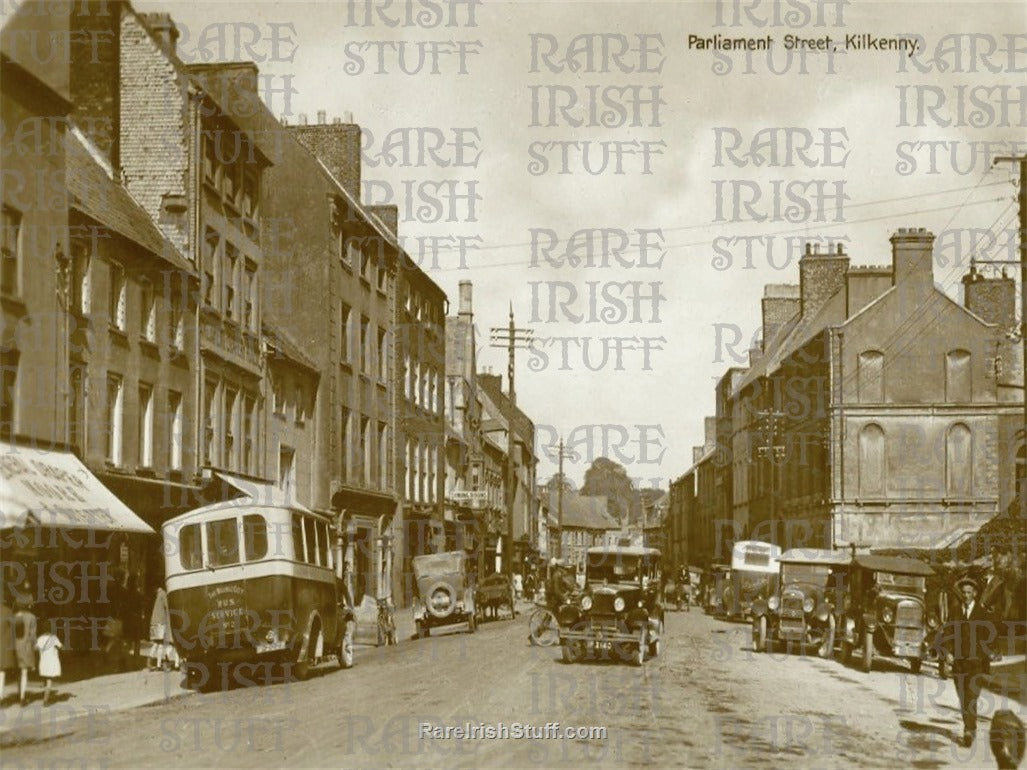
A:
[
  {"left": 551, "top": 437, "right": 576, "bottom": 560},
  {"left": 992, "top": 156, "right": 1027, "bottom": 515},
  {"left": 490, "top": 304, "right": 533, "bottom": 576}
]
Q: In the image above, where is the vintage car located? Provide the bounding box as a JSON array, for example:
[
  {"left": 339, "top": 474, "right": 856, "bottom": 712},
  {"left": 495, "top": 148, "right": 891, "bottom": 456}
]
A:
[
  {"left": 840, "top": 555, "right": 934, "bottom": 674},
  {"left": 411, "top": 551, "right": 477, "bottom": 637},
  {"left": 475, "top": 572, "right": 516, "bottom": 621},
  {"left": 703, "top": 563, "right": 731, "bottom": 615},
  {"left": 722, "top": 541, "right": 781, "bottom": 621},
  {"left": 557, "top": 546, "right": 663, "bottom": 665},
  {"left": 752, "top": 548, "right": 849, "bottom": 657}
]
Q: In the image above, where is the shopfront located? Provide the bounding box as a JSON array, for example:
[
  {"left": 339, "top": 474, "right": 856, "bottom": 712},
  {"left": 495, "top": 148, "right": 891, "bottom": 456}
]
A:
[{"left": 1, "top": 442, "right": 155, "bottom": 658}]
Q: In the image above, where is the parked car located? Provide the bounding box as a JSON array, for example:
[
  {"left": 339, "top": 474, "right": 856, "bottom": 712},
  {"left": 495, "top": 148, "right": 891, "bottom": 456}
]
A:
[
  {"left": 411, "top": 551, "right": 476, "bottom": 637},
  {"left": 722, "top": 541, "right": 780, "bottom": 621},
  {"left": 752, "top": 548, "right": 849, "bottom": 657},
  {"left": 840, "top": 555, "right": 934, "bottom": 674},
  {"left": 557, "top": 546, "right": 663, "bottom": 665},
  {"left": 703, "top": 563, "right": 731, "bottom": 615}
]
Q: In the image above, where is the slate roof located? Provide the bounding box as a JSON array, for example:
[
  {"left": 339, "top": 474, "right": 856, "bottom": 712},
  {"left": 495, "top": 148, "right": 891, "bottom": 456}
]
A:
[
  {"left": 478, "top": 375, "right": 534, "bottom": 445},
  {"left": 66, "top": 129, "right": 193, "bottom": 273},
  {"left": 547, "top": 490, "right": 620, "bottom": 531}
]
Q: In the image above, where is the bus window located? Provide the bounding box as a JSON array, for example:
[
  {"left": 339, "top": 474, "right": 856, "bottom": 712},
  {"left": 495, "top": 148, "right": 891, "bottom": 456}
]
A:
[
  {"left": 303, "top": 516, "right": 317, "bottom": 565},
  {"left": 292, "top": 513, "right": 305, "bottom": 562},
  {"left": 180, "top": 524, "right": 202, "bottom": 571},
  {"left": 243, "top": 514, "right": 268, "bottom": 562},
  {"left": 207, "top": 518, "right": 240, "bottom": 567},
  {"left": 316, "top": 520, "right": 330, "bottom": 567}
]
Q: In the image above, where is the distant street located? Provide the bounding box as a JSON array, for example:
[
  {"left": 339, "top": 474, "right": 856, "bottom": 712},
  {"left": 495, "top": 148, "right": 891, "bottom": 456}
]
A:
[{"left": 3, "top": 608, "right": 1019, "bottom": 768}]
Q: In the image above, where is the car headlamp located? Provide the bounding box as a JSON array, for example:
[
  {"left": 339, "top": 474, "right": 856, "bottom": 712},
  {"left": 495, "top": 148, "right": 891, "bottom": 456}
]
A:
[
  {"left": 882, "top": 608, "right": 894, "bottom": 624},
  {"left": 768, "top": 595, "right": 780, "bottom": 612},
  {"left": 803, "top": 597, "right": 815, "bottom": 614},
  {"left": 927, "top": 614, "right": 938, "bottom": 629},
  {"left": 580, "top": 595, "right": 593, "bottom": 611},
  {"left": 613, "top": 597, "right": 626, "bottom": 612}
]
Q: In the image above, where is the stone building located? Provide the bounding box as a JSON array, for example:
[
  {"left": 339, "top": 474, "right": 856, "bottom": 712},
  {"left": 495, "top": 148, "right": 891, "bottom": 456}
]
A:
[{"left": 726, "top": 231, "right": 1021, "bottom": 550}]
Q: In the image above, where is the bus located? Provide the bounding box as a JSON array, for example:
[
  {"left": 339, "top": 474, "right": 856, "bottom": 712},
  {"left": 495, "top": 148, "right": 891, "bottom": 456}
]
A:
[
  {"left": 162, "top": 500, "right": 354, "bottom": 685},
  {"left": 723, "top": 540, "right": 781, "bottom": 620}
]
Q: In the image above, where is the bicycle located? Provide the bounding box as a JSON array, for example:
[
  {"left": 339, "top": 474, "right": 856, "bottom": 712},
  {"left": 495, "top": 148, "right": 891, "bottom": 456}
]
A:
[
  {"left": 376, "top": 597, "right": 397, "bottom": 647},
  {"left": 527, "top": 604, "right": 559, "bottom": 647}
]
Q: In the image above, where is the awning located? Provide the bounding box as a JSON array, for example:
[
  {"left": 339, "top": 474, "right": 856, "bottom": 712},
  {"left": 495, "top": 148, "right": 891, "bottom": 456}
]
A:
[
  {"left": 0, "top": 442, "right": 154, "bottom": 534},
  {"left": 214, "top": 471, "right": 312, "bottom": 512}
]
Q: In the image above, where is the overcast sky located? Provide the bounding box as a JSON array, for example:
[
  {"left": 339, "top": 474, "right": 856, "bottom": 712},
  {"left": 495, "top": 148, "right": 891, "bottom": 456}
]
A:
[{"left": 136, "top": 0, "right": 1027, "bottom": 488}]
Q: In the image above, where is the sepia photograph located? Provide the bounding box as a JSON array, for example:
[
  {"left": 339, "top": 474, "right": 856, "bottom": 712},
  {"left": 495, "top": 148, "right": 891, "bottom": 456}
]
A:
[{"left": 1, "top": 0, "right": 1025, "bottom": 767}]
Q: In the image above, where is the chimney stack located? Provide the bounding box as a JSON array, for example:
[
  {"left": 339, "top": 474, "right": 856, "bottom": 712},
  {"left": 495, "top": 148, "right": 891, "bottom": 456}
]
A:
[
  {"left": 459, "top": 281, "right": 473, "bottom": 316},
  {"left": 890, "top": 228, "right": 935, "bottom": 296},
  {"left": 799, "top": 240, "right": 849, "bottom": 317},
  {"left": 962, "top": 262, "right": 1016, "bottom": 329},
  {"left": 761, "top": 284, "right": 800, "bottom": 351},
  {"left": 141, "top": 13, "right": 179, "bottom": 56},
  {"left": 289, "top": 119, "right": 362, "bottom": 200}
]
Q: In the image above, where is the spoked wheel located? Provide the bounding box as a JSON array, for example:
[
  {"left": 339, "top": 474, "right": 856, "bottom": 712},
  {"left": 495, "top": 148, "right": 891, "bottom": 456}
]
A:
[
  {"left": 529, "top": 609, "right": 559, "bottom": 647},
  {"left": 561, "top": 640, "right": 584, "bottom": 664}
]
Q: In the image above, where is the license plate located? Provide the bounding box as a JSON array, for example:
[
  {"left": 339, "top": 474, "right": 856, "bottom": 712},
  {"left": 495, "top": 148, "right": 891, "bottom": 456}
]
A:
[{"left": 596, "top": 641, "right": 612, "bottom": 651}]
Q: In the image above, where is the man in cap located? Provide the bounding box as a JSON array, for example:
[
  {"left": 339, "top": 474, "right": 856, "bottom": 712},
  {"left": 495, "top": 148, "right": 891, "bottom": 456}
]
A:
[{"left": 947, "top": 575, "right": 999, "bottom": 748}]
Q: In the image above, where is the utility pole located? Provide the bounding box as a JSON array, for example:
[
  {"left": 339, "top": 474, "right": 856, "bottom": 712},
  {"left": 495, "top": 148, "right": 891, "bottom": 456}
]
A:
[
  {"left": 756, "top": 395, "right": 786, "bottom": 546},
  {"left": 490, "top": 304, "right": 533, "bottom": 576},
  {"left": 551, "top": 437, "right": 576, "bottom": 561},
  {"left": 993, "top": 156, "right": 1027, "bottom": 516}
]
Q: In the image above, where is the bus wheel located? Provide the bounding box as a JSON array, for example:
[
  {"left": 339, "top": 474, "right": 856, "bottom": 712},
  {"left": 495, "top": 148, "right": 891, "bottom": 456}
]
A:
[{"left": 338, "top": 621, "right": 355, "bottom": 669}]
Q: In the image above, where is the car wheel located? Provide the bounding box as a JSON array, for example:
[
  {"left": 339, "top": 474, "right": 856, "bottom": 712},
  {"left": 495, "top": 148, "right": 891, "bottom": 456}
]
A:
[
  {"left": 862, "top": 631, "right": 874, "bottom": 673},
  {"left": 909, "top": 658, "right": 922, "bottom": 675},
  {"left": 755, "top": 615, "right": 768, "bottom": 653},
  {"left": 338, "top": 621, "right": 355, "bottom": 669},
  {"left": 818, "top": 615, "right": 836, "bottom": 659},
  {"left": 561, "top": 641, "right": 582, "bottom": 664}
]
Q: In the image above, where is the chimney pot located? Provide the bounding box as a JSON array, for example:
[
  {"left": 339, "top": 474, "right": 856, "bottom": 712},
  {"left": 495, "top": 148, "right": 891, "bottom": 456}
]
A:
[
  {"left": 299, "top": 113, "right": 308, "bottom": 125},
  {"left": 836, "top": 243, "right": 844, "bottom": 255},
  {"left": 459, "top": 281, "right": 473, "bottom": 315},
  {"left": 343, "top": 111, "right": 354, "bottom": 123},
  {"left": 805, "top": 242, "right": 812, "bottom": 256},
  {"left": 333, "top": 117, "right": 342, "bottom": 124},
  {"left": 280, "top": 114, "right": 289, "bottom": 126},
  {"left": 317, "top": 110, "right": 327, "bottom": 123}
]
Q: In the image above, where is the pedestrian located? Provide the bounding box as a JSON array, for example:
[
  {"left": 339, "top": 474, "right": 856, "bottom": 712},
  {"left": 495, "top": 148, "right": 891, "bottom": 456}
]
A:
[
  {"left": 513, "top": 572, "right": 523, "bottom": 601},
  {"left": 947, "top": 576, "right": 999, "bottom": 748},
  {"left": 13, "top": 587, "right": 37, "bottom": 706},
  {"left": 122, "top": 571, "right": 143, "bottom": 665},
  {"left": 34, "top": 627, "right": 62, "bottom": 706},
  {"left": 101, "top": 570, "right": 125, "bottom": 670},
  {"left": 989, "top": 709, "right": 1026, "bottom": 770},
  {"left": 147, "top": 587, "right": 179, "bottom": 671},
  {"left": 0, "top": 591, "right": 16, "bottom": 704}
]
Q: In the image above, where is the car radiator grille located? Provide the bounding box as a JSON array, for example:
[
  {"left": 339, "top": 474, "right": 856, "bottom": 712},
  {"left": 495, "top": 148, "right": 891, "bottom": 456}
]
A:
[{"left": 895, "top": 601, "right": 922, "bottom": 628}]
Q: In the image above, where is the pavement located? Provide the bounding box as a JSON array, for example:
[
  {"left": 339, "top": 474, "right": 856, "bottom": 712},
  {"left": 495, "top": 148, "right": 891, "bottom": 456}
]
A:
[{"left": 0, "top": 600, "right": 529, "bottom": 738}]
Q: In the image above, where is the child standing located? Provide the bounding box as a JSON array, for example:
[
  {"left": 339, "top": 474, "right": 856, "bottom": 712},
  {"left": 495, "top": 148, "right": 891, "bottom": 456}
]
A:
[{"left": 34, "top": 631, "right": 62, "bottom": 706}]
